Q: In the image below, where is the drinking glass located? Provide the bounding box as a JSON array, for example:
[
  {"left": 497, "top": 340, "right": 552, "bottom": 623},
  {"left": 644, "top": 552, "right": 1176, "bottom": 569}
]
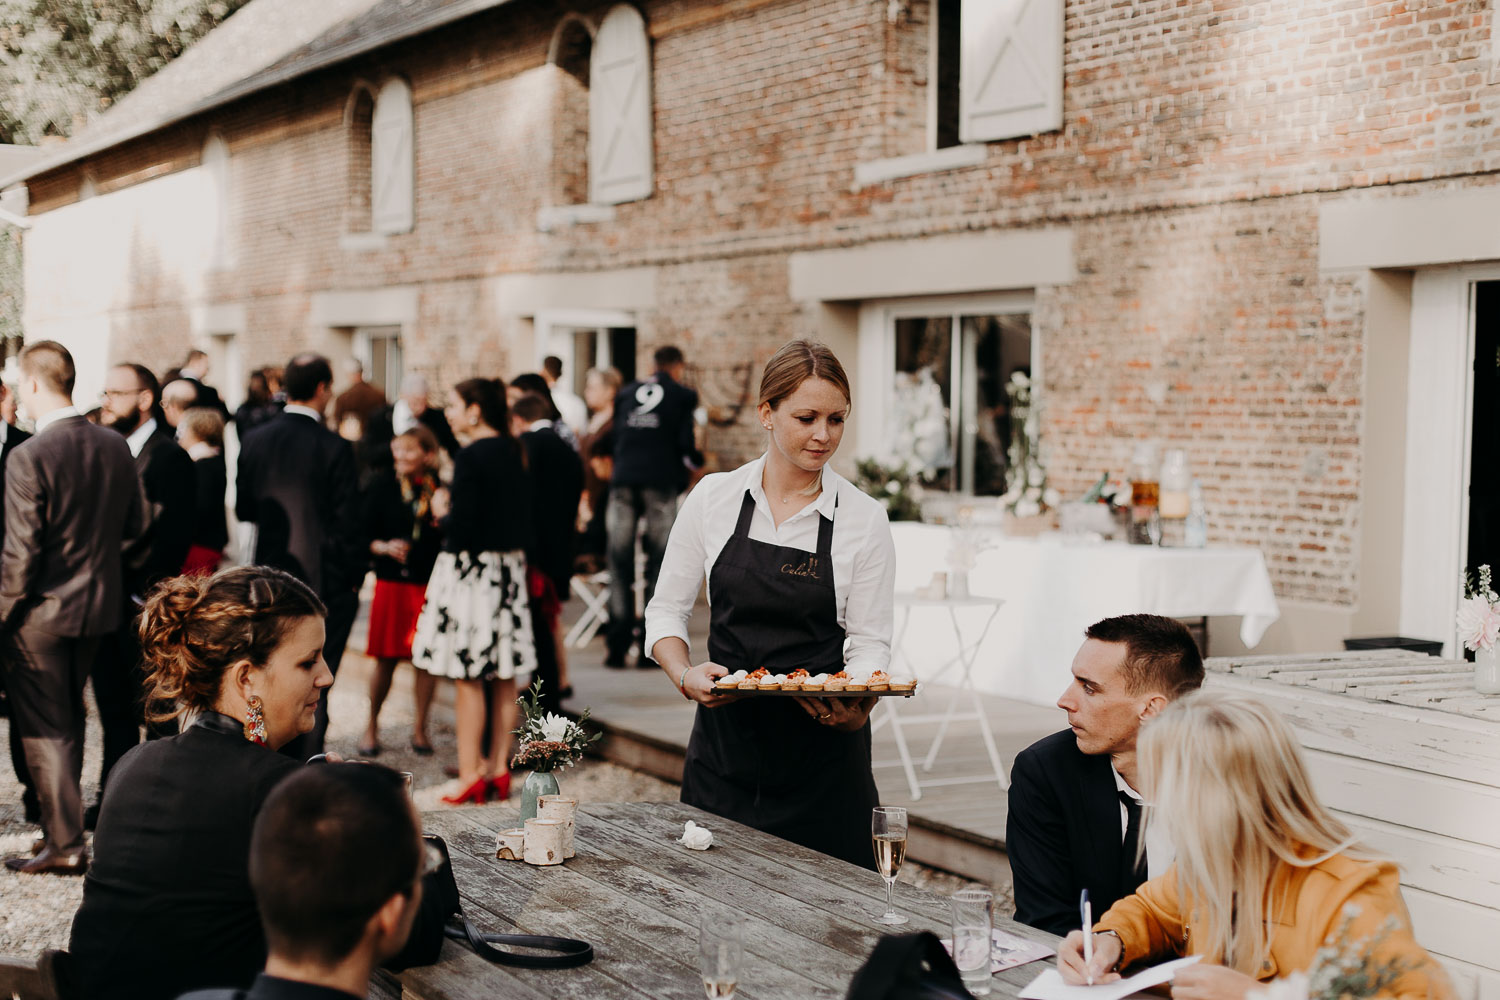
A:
[
  {"left": 399, "top": 771, "right": 415, "bottom": 796},
  {"left": 951, "top": 886, "right": 994, "bottom": 996},
  {"left": 871, "top": 806, "right": 909, "bottom": 925},
  {"left": 699, "top": 910, "right": 745, "bottom": 999}
]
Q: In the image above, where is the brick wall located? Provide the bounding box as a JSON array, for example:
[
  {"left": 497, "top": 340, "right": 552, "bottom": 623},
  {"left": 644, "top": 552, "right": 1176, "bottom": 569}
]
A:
[{"left": 21, "top": 0, "right": 1500, "bottom": 606}]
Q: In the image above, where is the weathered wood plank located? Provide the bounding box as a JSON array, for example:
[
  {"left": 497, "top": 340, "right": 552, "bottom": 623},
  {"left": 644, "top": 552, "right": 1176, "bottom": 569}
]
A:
[
  {"left": 1304, "top": 749, "right": 1500, "bottom": 847},
  {"left": 1206, "top": 674, "right": 1500, "bottom": 785},
  {"left": 1336, "top": 812, "right": 1500, "bottom": 910},
  {"left": 1404, "top": 884, "right": 1500, "bottom": 971},
  {"left": 400, "top": 802, "right": 1059, "bottom": 1000},
  {"left": 1205, "top": 650, "right": 1417, "bottom": 676},
  {"left": 423, "top": 807, "right": 856, "bottom": 998}
]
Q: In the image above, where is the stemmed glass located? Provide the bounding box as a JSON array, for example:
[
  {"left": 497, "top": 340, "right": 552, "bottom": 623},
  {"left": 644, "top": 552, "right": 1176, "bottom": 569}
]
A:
[
  {"left": 872, "top": 806, "right": 909, "bottom": 925},
  {"left": 699, "top": 910, "right": 745, "bottom": 999}
]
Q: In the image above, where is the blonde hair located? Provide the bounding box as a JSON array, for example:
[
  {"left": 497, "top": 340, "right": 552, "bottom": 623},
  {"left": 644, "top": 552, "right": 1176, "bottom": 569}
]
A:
[
  {"left": 1138, "top": 690, "right": 1376, "bottom": 974},
  {"left": 180, "top": 407, "right": 225, "bottom": 448},
  {"left": 758, "top": 340, "right": 850, "bottom": 411}
]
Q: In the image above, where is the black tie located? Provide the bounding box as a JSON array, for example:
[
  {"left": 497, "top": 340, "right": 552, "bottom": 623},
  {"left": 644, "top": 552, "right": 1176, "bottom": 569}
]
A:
[{"left": 1120, "top": 792, "right": 1148, "bottom": 887}]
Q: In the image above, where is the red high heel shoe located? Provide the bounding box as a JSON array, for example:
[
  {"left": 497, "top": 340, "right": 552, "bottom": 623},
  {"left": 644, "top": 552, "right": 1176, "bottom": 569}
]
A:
[
  {"left": 441, "top": 776, "right": 489, "bottom": 806},
  {"left": 489, "top": 772, "right": 512, "bottom": 802}
]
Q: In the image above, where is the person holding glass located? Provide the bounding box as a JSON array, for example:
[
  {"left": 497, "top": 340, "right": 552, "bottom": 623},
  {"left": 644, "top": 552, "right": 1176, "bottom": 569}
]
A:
[
  {"left": 645, "top": 340, "right": 896, "bottom": 869},
  {"left": 1057, "top": 690, "right": 1453, "bottom": 1000}
]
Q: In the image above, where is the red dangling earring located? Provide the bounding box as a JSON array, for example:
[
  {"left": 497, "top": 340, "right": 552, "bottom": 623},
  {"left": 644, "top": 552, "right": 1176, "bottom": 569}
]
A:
[{"left": 243, "top": 695, "right": 267, "bottom": 745}]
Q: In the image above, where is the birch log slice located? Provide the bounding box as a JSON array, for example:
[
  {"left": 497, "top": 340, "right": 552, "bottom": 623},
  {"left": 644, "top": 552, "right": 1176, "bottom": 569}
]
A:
[
  {"left": 523, "top": 818, "right": 566, "bottom": 866},
  {"left": 537, "top": 795, "right": 578, "bottom": 859},
  {"left": 495, "top": 827, "right": 526, "bottom": 861}
]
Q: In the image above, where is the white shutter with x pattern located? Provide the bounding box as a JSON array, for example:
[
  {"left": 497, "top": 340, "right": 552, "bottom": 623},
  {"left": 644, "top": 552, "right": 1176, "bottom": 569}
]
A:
[
  {"left": 589, "top": 4, "right": 654, "bottom": 205},
  {"left": 959, "top": 0, "right": 1063, "bottom": 143},
  {"left": 372, "top": 78, "right": 415, "bottom": 234}
]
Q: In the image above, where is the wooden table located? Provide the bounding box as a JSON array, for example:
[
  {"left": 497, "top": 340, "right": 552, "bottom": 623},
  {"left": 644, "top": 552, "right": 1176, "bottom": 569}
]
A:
[{"left": 381, "top": 801, "right": 1059, "bottom": 1000}]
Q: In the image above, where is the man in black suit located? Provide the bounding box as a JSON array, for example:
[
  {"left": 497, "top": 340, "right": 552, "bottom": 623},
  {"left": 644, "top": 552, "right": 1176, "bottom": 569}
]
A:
[
  {"left": 510, "top": 393, "right": 584, "bottom": 711},
  {"left": 1006, "top": 614, "right": 1204, "bottom": 936},
  {"left": 236, "top": 354, "right": 363, "bottom": 760},
  {"left": 178, "top": 348, "right": 231, "bottom": 421},
  {"left": 89, "top": 362, "right": 197, "bottom": 819},
  {"left": 1, "top": 342, "right": 146, "bottom": 874},
  {"left": 607, "top": 345, "right": 703, "bottom": 667},
  {"left": 0, "top": 380, "right": 34, "bottom": 819}
]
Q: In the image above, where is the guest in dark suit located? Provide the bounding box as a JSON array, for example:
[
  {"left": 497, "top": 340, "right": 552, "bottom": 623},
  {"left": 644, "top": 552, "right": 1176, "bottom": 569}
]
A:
[
  {"left": 176, "top": 764, "right": 428, "bottom": 1000},
  {"left": 179, "top": 407, "right": 230, "bottom": 576},
  {"left": 0, "top": 342, "right": 146, "bottom": 874},
  {"left": 236, "top": 354, "right": 364, "bottom": 760},
  {"left": 1006, "top": 614, "right": 1204, "bottom": 936},
  {"left": 67, "top": 567, "right": 329, "bottom": 1000},
  {"left": 90, "top": 362, "right": 197, "bottom": 816},
  {"left": 510, "top": 392, "right": 583, "bottom": 711},
  {"left": 179, "top": 348, "right": 231, "bottom": 421},
  {"left": 0, "top": 380, "right": 35, "bottom": 820}
]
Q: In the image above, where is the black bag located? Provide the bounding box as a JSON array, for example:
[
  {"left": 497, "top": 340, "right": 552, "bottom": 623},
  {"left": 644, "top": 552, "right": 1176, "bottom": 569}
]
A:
[
  {"left": 414, "top": 834, "right": 594, "bottom": 970},
  {"left": 845, "top": 932, "right": 976, "bottom": 1000}
]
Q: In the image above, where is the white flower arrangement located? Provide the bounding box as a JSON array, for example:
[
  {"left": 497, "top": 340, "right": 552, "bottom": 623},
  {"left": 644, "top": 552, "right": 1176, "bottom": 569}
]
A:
[
  {"left": 1457, "top": 565, "right": 1500, "bottom": 654},
  {"left": 1250, "top": 905, "right": 1409, "bottom": 1000}
]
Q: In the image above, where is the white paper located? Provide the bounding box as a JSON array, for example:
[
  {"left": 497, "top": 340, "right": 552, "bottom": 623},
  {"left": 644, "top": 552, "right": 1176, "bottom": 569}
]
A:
[
  {"left": 678, "top": 820, "right": 714, "bottom": 850},
  {"left": 1019, "top": 955, "right": 1201, "bottom": 1000}
]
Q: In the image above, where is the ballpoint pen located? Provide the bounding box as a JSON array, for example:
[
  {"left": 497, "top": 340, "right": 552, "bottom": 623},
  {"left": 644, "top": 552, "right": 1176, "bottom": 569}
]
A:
[{"left": 1080, "top": 889, "right": 1094, "bottom": 985}]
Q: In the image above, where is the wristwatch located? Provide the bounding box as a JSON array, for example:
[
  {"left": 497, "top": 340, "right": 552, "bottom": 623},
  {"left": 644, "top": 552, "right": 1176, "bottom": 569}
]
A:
[{"left": 1094, "top": 929, "right": 1124, "bottom": 971}]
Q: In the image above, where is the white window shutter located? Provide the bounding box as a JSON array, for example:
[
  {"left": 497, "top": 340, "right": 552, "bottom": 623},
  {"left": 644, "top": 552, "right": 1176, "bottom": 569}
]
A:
[
  {"left": 372, "top": 78, "right": 415, "bottom": 234},
  {"left": 959, "top": 0, "right": 1063, "bottom": 143},
  {"left": 589, "top": 4, "right": 654, "bottom": 205},
  {"left": 201, "top": 134, "right": 232, "bottom": 268}
]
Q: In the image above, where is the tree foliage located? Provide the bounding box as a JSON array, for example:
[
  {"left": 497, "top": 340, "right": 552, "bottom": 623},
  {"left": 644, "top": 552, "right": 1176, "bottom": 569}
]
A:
[
  {"left": 0, "top": 0, "right": 252, "bottom": 144},
  {"left": 0, "top": 224, "right": 20, "bottom": 345}
]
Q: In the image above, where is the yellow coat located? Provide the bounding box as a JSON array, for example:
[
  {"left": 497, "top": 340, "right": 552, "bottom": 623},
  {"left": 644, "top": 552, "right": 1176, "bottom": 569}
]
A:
[{"left": 1093, "top": 852, "right": 1453, "bottom": 999}]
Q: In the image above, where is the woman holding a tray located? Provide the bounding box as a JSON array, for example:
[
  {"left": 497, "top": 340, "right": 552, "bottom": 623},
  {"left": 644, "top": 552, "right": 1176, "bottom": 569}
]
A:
[{"left": 644, "top": 339, "right": 896, "bottom": 868}]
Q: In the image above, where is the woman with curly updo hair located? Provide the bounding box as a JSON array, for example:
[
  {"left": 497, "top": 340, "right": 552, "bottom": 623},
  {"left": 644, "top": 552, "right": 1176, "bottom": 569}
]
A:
[{"left": 65, "top": 566, "right": 330, "bottom": 1000}]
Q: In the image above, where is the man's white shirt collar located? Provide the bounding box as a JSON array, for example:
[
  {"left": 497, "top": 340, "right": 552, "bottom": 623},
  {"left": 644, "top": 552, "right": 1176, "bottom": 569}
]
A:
[
  {"left": 283, "top": 404, "right": 324, "bottom": 422},
  {"left": 125, "top": 417, "right": 157, "bottom": 457},
  {"left": 34, "top": 406, "right": 79, "bottom": 435}
]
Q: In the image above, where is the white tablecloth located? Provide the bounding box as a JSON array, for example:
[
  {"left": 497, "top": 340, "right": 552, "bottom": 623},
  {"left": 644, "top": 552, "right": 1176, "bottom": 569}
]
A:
[{"left": 888, "top": 524, "right": 1281, "bottom": 706}]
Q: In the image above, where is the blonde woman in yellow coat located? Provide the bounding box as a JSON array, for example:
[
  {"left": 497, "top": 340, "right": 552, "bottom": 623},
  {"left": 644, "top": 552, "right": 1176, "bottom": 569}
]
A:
[{"left": 1057, "top": 691, "right": 1453, "bottom": 1000}]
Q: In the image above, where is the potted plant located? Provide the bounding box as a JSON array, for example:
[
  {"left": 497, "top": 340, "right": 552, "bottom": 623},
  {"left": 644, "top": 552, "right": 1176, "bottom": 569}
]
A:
[{"left": 511, "top": 679, "right": 602, "bottom": 820}]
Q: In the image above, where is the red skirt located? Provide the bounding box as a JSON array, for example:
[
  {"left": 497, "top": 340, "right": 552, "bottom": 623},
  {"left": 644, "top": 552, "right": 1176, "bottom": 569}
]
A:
[
  {"left": 181, "top": 545, "right": 224, "bottom": 577},
  {"left": 527, "top": 566, "right": 561, "bottom": 622},
  {"left": 367, "top": 578, "right": 428, "bottom": 660}
]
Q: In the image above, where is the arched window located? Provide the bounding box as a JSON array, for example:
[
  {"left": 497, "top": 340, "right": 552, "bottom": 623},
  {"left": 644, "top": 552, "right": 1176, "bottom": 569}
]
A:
[
  {"left": 345, "top": 84, "right": 375, "bottom": 234},
  {"left": 588, "top": 4, "right": 653, "bottom": 205},
  {"left": 548, "top": 15, "right": 593, "bottom": 207},
  {"left": 371, "top": 78, "right": 415, "bottom": 234},
  {"left": 202, "top": 134, "right": 232, "bottom": 268}
]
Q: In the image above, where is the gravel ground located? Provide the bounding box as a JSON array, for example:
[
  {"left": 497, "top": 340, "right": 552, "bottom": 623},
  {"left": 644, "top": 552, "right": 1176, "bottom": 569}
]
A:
[{"left": 0, "top": 650, "right": 1008, "bottom": 958}]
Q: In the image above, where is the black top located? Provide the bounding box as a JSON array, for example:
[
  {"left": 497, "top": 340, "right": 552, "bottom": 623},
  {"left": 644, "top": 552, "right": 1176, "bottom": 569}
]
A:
[
  {"left": 69, "top": 714, "right": 301, "bottom": 1000},
  {"left": 442, "top": 436, "right": 532, "bottom": 555},
  {"left": 128, "top": 426, "right": 197, "bottom": 595},
  {"left": 236, "top": 412, "right": 363, "bottom": 598},
  {"left": 234, "top": 400, "right": 283, "bottom": 436},
  {"left": 178, "top": 973, "right": 363, "bottom": 1000},
  {"left": 518, "top": 424, "right": 584, "bottom": 594},
  {"left": 190, "top": 451, "right": 230, "bottom": 552},
  {"left": 361, "top": 469, "right": 443, "bottom": 584},
  {"left": 610, "top": 371, "right": 702, "bottom": 492},
  {"left": 1006, "top": 728, "right": 1145, "bottom": 936}
]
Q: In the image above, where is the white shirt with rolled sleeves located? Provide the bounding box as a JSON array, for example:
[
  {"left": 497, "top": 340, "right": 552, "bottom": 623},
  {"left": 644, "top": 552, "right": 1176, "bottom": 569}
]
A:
[{"left": 643, "top": 454, "right": 897, "bottom": 675}]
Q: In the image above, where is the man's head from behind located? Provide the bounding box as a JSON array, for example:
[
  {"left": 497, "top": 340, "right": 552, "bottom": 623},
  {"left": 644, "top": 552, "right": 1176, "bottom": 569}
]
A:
[
  {"left": 653, "top": 345, "right": 685, "bottom": 381},
  {"left": 1056, "top": 614, "right": 1204, "bottom": 758},
  {"left": 161, "top": 378, "right": 199, "bottom": 428},
  {"left": 250, "top": 763, "right": 423, "bottom": 973},
  {"left": 18, "top": 341, "right": 76, "bottom": 414},
  {"left": 283, "top": 353, "right": 334, "bottom": 410}
]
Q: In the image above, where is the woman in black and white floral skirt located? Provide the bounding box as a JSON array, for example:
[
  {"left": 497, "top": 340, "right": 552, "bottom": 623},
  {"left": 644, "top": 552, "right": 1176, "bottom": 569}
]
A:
[{"left": 412, "top": 377, "right": 536, "bottom": 805}]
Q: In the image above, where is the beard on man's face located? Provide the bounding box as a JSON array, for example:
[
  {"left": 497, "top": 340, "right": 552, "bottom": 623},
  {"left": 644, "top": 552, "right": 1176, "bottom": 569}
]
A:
[{"left": 103, "top": 406, "right": 143, "bottom": 435}]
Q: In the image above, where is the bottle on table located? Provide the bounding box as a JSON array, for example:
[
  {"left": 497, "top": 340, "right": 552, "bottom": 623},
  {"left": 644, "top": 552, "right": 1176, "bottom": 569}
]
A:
[
  {"left": 1158, "top": 449, "right": 1191, "bottom": 547},
  {"left": 1128, "top": 442, "right": 1159, "bottom": 546},
  {"left": 1185, "top": 479, "right": 1208, "bottom": 548}
]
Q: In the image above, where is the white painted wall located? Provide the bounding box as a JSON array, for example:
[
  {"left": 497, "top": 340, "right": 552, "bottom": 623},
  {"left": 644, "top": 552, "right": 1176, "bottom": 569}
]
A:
[{"left": 22, "top": 159, "right": 225, "bottom": 402}]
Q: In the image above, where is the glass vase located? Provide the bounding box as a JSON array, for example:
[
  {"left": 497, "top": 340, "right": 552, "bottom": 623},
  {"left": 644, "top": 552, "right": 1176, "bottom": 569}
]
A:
[
  {"left": 520, "top": 770, "right": 560, "bottom": 822},
  {"left": 1476, "top": 647, "right": 1500, "bottom": 696}
]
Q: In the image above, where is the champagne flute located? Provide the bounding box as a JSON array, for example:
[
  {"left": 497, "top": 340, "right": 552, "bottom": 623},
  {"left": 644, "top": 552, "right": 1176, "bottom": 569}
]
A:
[
  {"left": 700, "top": 910, "right": 745, "bottom": 999},
  {"left": 872, "top": 806, "right": 909, "bottom": 925}
]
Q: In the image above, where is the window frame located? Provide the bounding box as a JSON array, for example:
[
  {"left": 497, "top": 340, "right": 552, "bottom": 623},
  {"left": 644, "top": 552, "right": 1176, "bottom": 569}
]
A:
[{"left": 857, "top": 291, "right": 1038, "bottom": 497}]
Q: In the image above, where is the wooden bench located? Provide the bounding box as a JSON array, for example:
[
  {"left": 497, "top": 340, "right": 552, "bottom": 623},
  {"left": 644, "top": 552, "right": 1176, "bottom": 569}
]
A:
[
  {"left": 1207, "top": 650, "right": 1500, "bottom": 999},
  {"left": 0, "top": 951, "right": 64, "bottom": 1000}
]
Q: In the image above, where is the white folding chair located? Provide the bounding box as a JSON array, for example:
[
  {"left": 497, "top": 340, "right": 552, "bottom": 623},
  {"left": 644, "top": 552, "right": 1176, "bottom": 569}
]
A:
[{"left": 566, "top": 571, "right": 611, "bottom": 649}]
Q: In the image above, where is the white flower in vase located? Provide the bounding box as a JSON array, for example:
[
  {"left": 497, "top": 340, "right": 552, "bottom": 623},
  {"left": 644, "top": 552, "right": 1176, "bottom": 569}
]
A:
[
  {"left": 1456, "top": 593, "right": 1500, "bottom": 653},
  {"left": 540, "top": 712, "right": 573, "bottom": 743}
]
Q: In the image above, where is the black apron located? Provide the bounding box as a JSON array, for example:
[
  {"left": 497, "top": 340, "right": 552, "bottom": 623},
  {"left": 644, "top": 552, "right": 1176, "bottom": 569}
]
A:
[{"left": 680, "top": 490, "right": 880, "bottom": 869}]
